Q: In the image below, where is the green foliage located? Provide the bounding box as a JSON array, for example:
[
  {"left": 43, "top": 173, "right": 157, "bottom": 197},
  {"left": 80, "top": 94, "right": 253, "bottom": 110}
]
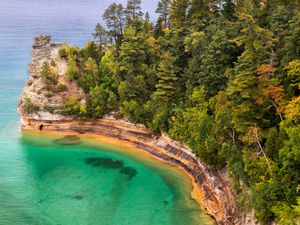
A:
[
  {"left": 103, "top": 3, "right": 125, "bottom": 47},
  {"left": 169, "top": 87, "right": 224, "bottom": 169},
  {"left": 57, "top": 2, "right": 300, "bottom": 223},
  {"left": 50, "top": 59, "right": 56, "bottom": 67},
  {"left": 121, "top": 99, "right": 145, "bottom": 123},
  {"left": 145, "top": 95, "right": 170, "bottom": 132},
  {"left": 155, "top": 51, "right": 178, "bottom": 100},
  {"left": 63, "top": 96, "right": 86, "bottom": 118},
  {"left": 23, "top": 97, "right": 39, "bottom": 114},
  {"left": 86, "top": 85, "right": 109, "bottom": 118},
  {"left": 294, "top": 198, "right": 300, "bottom": 223},
  {"left": 251, "top": 181, "right": 281, "bottom": 224},
  {"left": 99, "top": 51, "right": 116, "bottom": 88},
  {"left": 116, "top": 19, "right": 156, "bottom": 111},
  {"left": 93, "top": 23, "right": 109, "bottom": 45},
  {"left": 40, "top": 61, "right": 58, "bottom": 90},
  {"left": 78, "top": 57, "right": 100, "bottom": 93},
  {"left": 264, "top": 127, "right": 281, "bottom": 161},
  {"left": 66, "top": 56, "right": 79, "bottom": 81},
  {"left": 281, "top": 12, "right": 300, "bottom": 65},
  {"left": 125, "top": 0, "right": 143, "bottom": 21},
  {"left": 285, "top": 60, "right": 300, "bottom": 95},
  {"left": 59, "top": 45, "right": 80, "bottom": 60},
  {"left": 156, "top": 0, "right": 170, "bottom": 28},
  {"left": 169, "top": 0, "right": 189, "bottom": 28},
  {"left": 57, "top": 84, "right": 67, "bottom": 92},
  {"left": 272, "top": 202, "right": 297, "bottom": 225},
  {"left": 185, "top": 23, "right": 240, "bottom": 97},
  {"left": 79, "top": 41, "right": 101, "bottom": 64}
]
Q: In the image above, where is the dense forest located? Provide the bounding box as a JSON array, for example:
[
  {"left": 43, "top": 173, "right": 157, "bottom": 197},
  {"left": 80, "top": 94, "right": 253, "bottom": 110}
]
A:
[{"left": 40, "top": 0, "right": 300, "bottom": 224}]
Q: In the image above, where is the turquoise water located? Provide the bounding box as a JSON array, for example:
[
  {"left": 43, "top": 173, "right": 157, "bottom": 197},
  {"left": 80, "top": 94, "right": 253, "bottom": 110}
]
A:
[{"left": 0, "top": 1, "right": 215, "bottom": 224}]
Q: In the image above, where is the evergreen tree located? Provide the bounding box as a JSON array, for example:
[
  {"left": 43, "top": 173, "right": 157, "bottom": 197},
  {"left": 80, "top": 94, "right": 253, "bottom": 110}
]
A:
[
  {"left": 125, "top": 0, "right": 143, "bottom": 22},
  {"left": 40, "top": 61, "right": 57, "bottom": 90},
  {"left": 155, "top": 0, "right": 170, "bottom": 28},
  {"left": 226, "top": 8, "right": 277, "bottom": 134},
  {"left": 169, "top": 0, "right": 189, "bottom": 28},
  {"left": 154, "top": 51, "right": 178, "bottom": 101},
  {"left": 78, "top": 57, "right": 100, "bottom": 93},
  {"left": 117, "top": 20, "right": 150, "bottom": 105},
  {"left": 93, "top": 23, "right": 109, "bottom": 45},
  {"left": 221, "top": 0, "right": 236, "bottom": 19},
  {"left": 103, "top": 3, "right": 125, "bottom": 48},
  {"left": 66, "top": 57, "right": 79, "bottom": 81},
  {"left": 144, "top": 11, "right": 150, "bottom": 21},
  {"left": 58, "top": 1, "right": 300, "bottom": 223},
  {"left": 281, "top": 12, "right": 300, "bottom": 65}
]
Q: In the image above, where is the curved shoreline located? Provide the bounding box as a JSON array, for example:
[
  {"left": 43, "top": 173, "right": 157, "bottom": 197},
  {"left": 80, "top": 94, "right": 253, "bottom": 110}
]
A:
[
  {"left": 20, "top": 115, "right": 251, "bottom": 225},
  {"left": 23, "top": 130, "right": 216, "bottom": 225}
]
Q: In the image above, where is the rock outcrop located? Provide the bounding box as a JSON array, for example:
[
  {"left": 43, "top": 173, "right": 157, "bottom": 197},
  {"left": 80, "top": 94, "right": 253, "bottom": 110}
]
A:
[
  {"left": 18, "top": 35, "right": 85, "bottom": 118},
  {"left": 19, "top": 115, "right": 257, "bottom": 225},
  {"left": 18, "top": 36, "right": 259, "bottom": 225}
]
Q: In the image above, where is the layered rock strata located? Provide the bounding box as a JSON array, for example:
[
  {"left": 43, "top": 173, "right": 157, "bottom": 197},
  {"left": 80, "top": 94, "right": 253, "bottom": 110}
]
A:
[
  {"left": 18, "top": 35, "right": 85, "bottom": 117},
  {"left": 18, "top": 36, "right": 258, "bottom": 225},
  {"left": 19, "top": 115, "right": 257, "bottom": 225}
]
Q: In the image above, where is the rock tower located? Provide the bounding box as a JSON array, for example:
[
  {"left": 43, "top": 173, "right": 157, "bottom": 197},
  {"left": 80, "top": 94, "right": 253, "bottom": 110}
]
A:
[{"left": 30, "top": 35, "right": 52, "bottom": 78}]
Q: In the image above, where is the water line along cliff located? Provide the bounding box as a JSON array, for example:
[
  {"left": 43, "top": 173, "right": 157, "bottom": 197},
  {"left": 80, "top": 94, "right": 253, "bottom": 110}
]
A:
[{"left": 18, "top": 36, "right": 258, "bottom": 225}]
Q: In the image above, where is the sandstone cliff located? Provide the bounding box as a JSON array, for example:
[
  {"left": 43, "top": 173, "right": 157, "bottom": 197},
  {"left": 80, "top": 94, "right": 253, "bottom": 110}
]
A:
[
  {"left": 18, "top": 35, "right": 85, "bottom": 120},
  {"left": 18, "top": 36, "right": 259, "bottom": 225},
  {"left": 19, "top": 115, "right": 258, "bottom": 225}
]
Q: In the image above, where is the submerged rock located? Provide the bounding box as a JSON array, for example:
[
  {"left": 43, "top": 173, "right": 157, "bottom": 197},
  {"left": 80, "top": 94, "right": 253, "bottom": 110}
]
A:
[
  {"left": 18, "top": 37, "right": 258, "bottom": 223},
  {"left": 73, "top": 195, "right": 83, "bottom": 200},
  {"left": 85, "top": 157, "right": 124, "bottom": 169},
  {"left": 53, "top": 135, "right": 82, "bottom": 145},
  {"left": 85, "top": 157, "right": 137, "bottom": 180},
  {"left": 119, "top": 166, "right": 137, "bottom": 180}
]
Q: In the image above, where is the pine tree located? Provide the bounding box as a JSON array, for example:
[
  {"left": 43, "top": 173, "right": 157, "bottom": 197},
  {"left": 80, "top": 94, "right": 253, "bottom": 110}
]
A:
[
  {"left": 169, "top": 0, "right": 189, "bottom": 28},
  {"left": 78, "top": 57, "right": 100, "bottom": 92},
  {"left": 117, "top": 20, "right": 149, "bottom": 104},
  {"left": 226, "top": 7, "right": 277, "bottom": 134},
  {"left": 103, "top": 3, "right": 125, "bottom": 48},
  {"left": 281, "top": 12, "right": 300, "bottom": 65},
  {"left": 144, "top": 11, "right": 150, "bottom": 21},
  {"left": 93, "top": 23, "right": 109, "bottom": 45},
  {"left": 125, "top": 0, "right": 143, "bottom": 22},
  {"left": 154, "top": 51, "right": 178, "bottom": 101},
  {"left": 155, "top": 0, "right": 170, "bottom": 28},
  {"left": 40, "top": 61, "right": 57, "bottom": 90},
  {"left": 66, "top": 57, "right": 79, "bottom": 81}
]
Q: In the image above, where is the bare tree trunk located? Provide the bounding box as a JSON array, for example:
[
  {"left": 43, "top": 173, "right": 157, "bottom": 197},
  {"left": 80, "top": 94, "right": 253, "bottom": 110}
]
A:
[
  {"left": 254, "top": 127, "right": 272, "bottom": 171},
  {"left": 269, "top": 99, "right": 283, "bottom": 122},
  {"left": 229, "top": 127, "right": 239, "bottom": 151}
]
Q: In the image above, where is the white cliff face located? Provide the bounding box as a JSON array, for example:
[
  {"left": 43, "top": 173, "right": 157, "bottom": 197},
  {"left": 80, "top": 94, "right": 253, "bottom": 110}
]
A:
[{"left": 18, "top": 35, "right": 85, "bottom": 120}]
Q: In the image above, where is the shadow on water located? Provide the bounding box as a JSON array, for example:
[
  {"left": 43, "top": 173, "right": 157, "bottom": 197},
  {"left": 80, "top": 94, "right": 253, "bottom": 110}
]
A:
[
  {"left": 85, "top": 157, "right": 137, "bottom": 180},
  {"left": 53, "top": 135, "right": 82, "bottom": 146}
]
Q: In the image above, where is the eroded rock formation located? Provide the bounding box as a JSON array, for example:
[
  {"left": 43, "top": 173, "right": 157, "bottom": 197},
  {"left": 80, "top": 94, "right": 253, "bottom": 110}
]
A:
[
  {"left": 18, "top": 35, "right": 85, "bottom": 119},
  {"left": 18, "top": 36, "right": 259, "bottom": 225},
  {"left": 20, "top": 115, "right": 258, "bottom": 225}
]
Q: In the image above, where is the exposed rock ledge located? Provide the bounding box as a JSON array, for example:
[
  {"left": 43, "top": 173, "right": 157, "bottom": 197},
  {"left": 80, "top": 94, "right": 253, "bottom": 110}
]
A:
[
  {"left": 19, "top": 114, "right": 257, "bottom": 225},
  {"left": 18, "top": 35, "right": 258, "bottom": 225}
]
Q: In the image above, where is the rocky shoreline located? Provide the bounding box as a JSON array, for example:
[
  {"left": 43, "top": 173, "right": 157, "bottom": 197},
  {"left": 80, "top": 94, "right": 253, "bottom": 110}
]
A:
[
  {"left": 20, "top": 115, "right": 257, "bottom": 225},
  {"left": 18, "top": 35, "right": 258, "bottom": 225}
]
